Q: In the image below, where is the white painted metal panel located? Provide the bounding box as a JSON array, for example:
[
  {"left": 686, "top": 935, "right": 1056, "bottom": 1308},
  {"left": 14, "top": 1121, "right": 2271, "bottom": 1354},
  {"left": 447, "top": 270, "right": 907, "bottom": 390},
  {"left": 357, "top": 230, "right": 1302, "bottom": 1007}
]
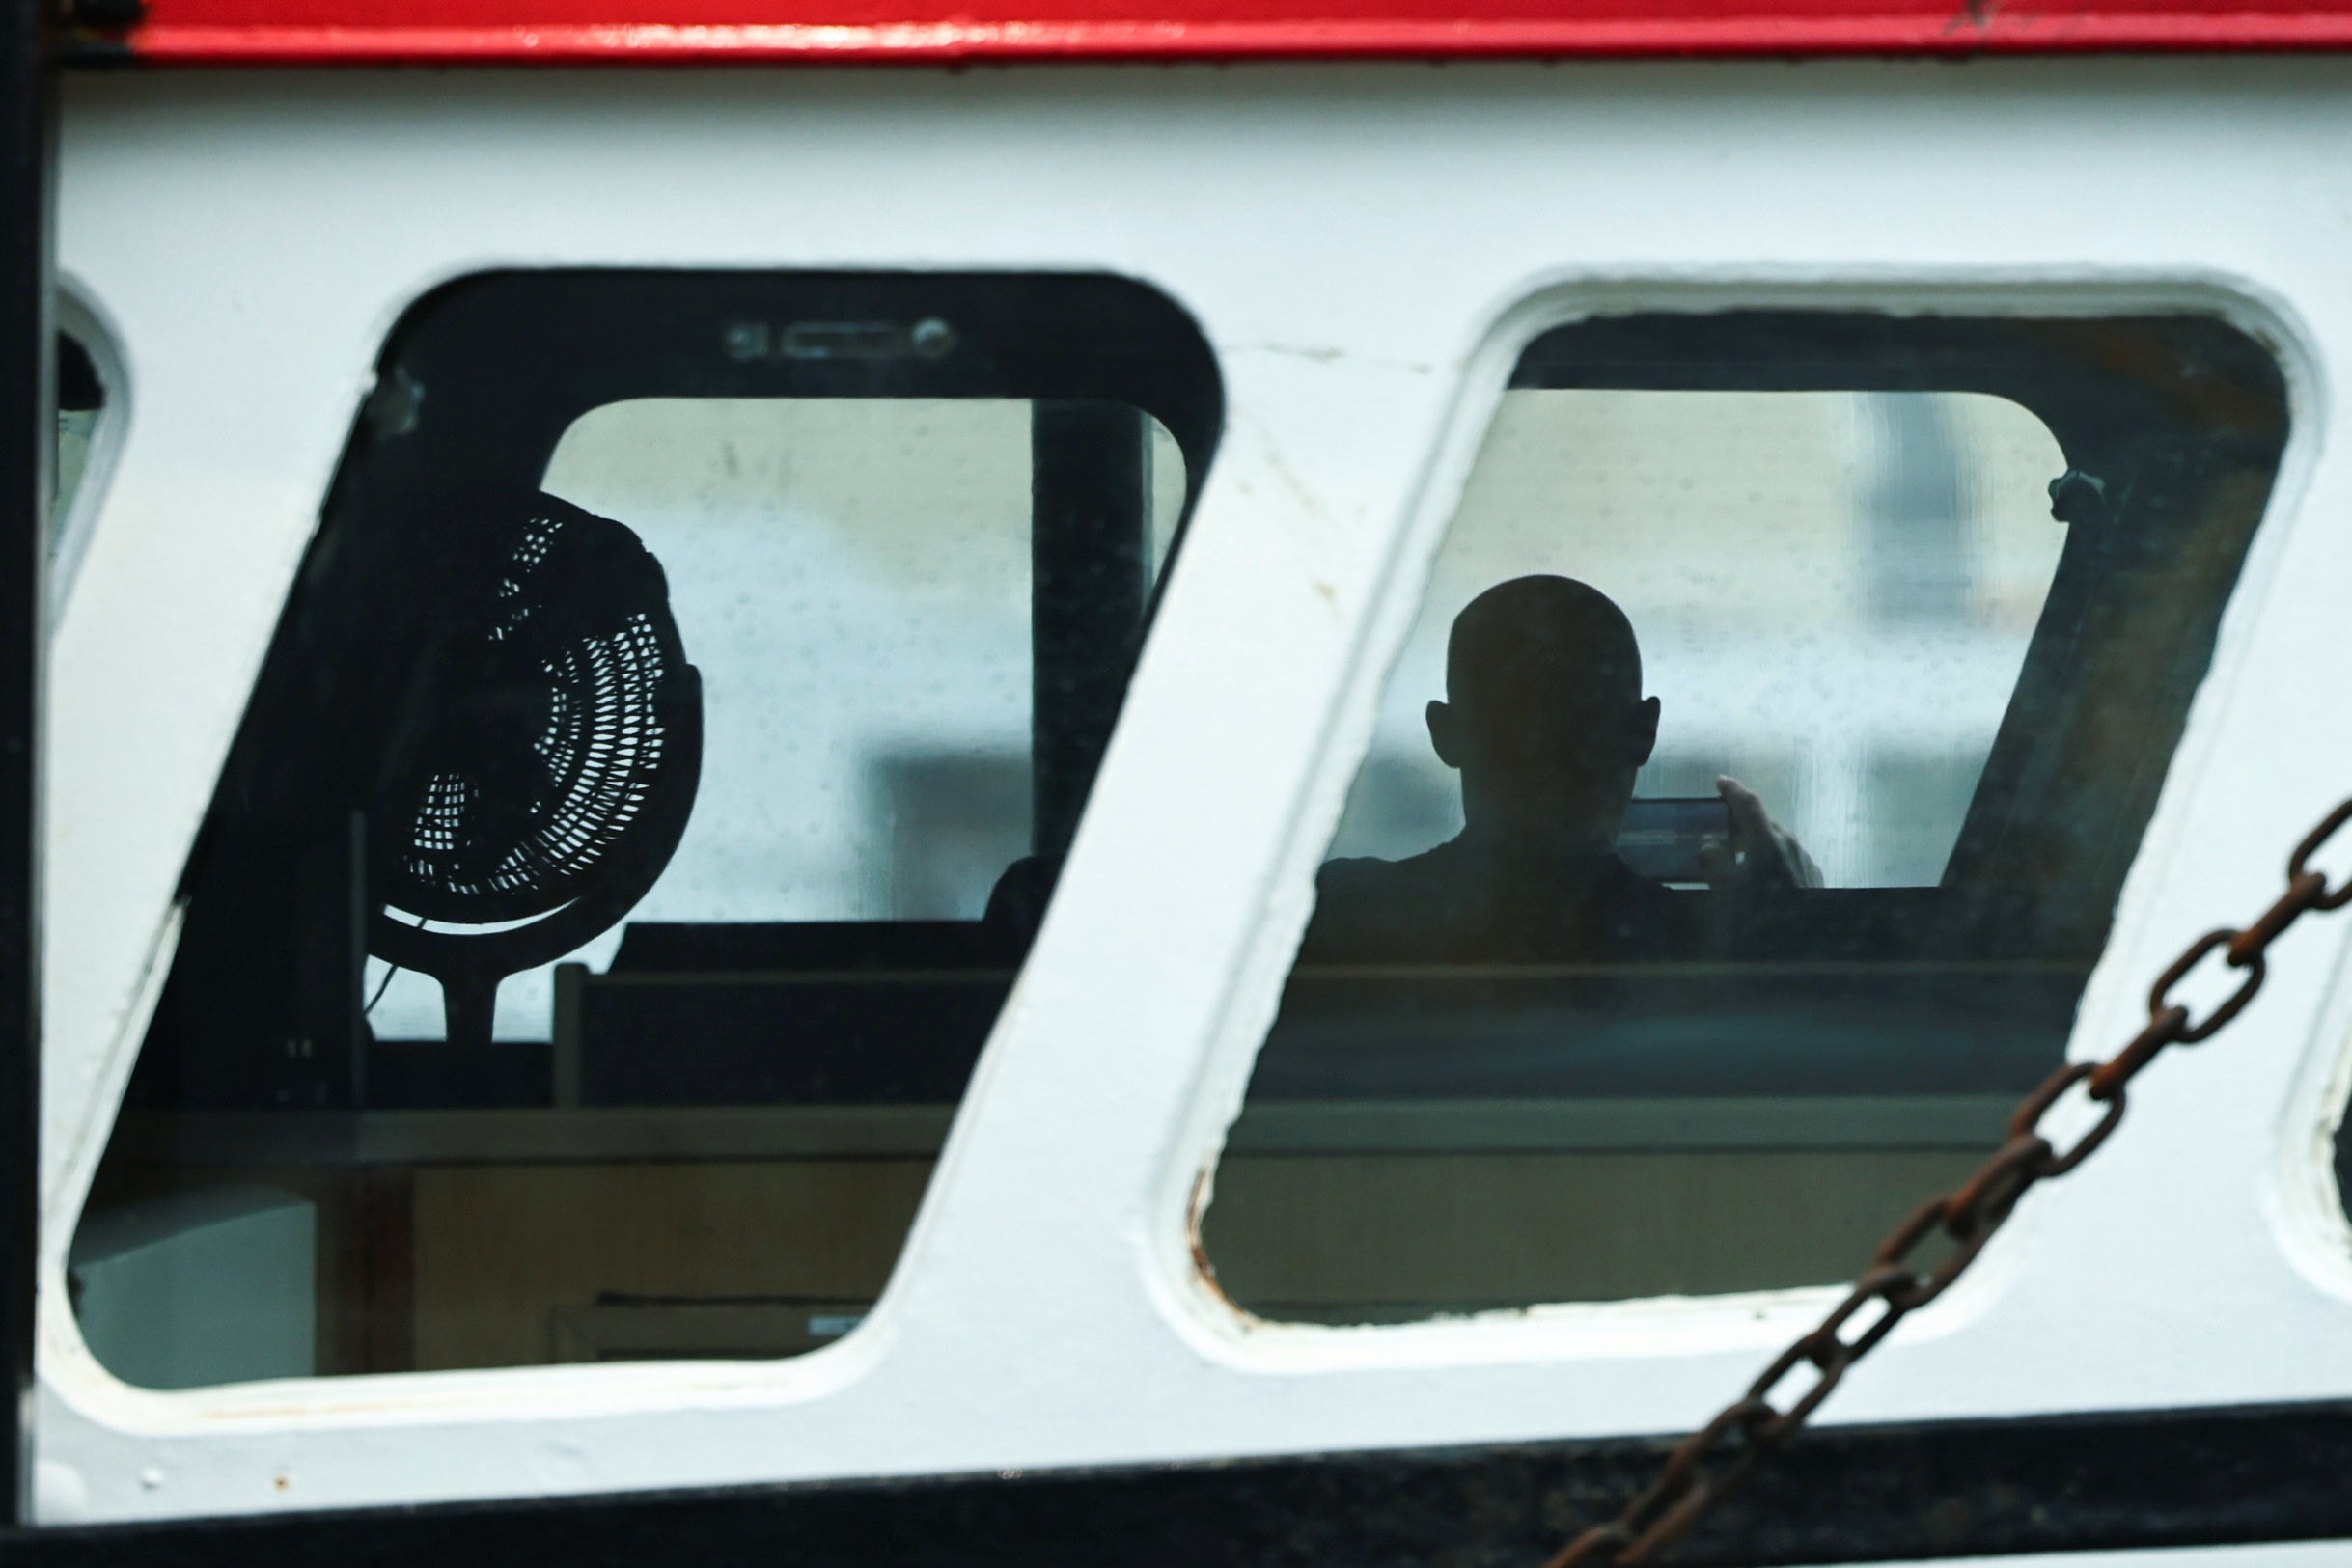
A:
[{"left": 33, "top": 58, "right": 2352, "bottom": 1524}]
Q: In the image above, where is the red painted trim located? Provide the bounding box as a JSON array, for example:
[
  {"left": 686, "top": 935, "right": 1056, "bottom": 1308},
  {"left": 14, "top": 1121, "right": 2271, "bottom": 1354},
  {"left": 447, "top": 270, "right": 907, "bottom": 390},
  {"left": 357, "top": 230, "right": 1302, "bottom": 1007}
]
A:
[{"left": 114, "top": 0, "right": 2352, "bottom": 64}]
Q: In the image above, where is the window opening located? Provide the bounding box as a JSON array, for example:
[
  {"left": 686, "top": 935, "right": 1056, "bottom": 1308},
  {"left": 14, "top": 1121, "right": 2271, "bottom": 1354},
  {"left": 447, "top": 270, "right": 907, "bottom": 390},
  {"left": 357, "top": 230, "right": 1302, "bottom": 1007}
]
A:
[
  {"left": 75, "top": 271, "right": 1218, "bottom": 1384},
  {"left": 54, "top": 331, "right": 101, "bottom": 541},
  {"left": 48, "top": 324, "right": 119, "bottom": 616},
  {"left": 1200, "top": 312, "right": 2286, "bottom": 1320}
]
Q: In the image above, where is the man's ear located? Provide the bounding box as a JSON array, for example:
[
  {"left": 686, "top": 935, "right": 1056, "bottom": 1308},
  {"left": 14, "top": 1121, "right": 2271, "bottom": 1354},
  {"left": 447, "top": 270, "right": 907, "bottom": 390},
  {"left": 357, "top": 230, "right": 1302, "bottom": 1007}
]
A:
[
  {"left": 1426, "top": 699, "right": 1464, "bottom": 769},
  {"left": 1629, "top": 696, "right": 1661, "bottom": 767}
]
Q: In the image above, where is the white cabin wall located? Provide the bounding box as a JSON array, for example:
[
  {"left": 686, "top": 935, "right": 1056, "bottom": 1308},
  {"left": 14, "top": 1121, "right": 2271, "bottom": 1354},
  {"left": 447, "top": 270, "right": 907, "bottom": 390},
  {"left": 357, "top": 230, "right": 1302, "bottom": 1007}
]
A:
[{"left": 31, "top": 58, "right": 2352, "bottom": 1522}]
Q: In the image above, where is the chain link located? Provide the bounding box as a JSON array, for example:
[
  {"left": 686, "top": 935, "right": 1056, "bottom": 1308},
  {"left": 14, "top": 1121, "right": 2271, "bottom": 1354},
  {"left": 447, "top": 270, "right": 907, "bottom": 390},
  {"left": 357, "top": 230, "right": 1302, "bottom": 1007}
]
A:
[{"left": 1539, "top": 795, "right": 2352, "bottom": 1568}]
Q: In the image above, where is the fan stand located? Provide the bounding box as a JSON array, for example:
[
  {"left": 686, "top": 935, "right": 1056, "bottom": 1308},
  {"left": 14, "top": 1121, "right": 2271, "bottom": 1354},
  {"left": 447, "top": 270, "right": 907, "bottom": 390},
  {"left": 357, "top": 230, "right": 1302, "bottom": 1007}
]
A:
[
  {"left": 433, "top": 968, "right": 505, "bottom": 1053},
  {"left": 370, "top": 664, "right": 704, "bottom": 1055}
]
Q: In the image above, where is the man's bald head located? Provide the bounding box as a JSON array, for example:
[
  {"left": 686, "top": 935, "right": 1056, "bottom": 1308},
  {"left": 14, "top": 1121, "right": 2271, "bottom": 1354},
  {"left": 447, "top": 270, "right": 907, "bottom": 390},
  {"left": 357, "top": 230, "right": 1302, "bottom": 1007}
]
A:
[
  {"left": 1446, "top": 575, "right": 1644, "bottom": 717},
  {"left": 1427, "top": 575, "right": 1659, "bottom": 852}
]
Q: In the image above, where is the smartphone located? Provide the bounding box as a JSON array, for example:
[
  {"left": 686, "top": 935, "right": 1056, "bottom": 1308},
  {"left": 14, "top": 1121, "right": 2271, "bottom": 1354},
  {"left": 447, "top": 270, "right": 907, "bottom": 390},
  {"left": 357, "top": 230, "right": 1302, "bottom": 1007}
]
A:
[{"left": 1616, "top": 796, "right": 1732, "bottom": 886}]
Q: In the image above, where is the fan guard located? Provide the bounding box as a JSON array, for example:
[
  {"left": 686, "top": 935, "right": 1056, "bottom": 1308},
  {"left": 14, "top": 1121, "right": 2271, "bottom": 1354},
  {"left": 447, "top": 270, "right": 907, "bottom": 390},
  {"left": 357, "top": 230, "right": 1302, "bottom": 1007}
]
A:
[{"left": 370, "top": 495, "right": 702, "bottom": 1049}]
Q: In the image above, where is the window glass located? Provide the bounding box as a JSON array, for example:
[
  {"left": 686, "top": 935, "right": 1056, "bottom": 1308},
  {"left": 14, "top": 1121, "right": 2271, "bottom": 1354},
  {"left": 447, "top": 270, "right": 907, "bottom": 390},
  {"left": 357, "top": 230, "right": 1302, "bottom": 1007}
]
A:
[
  {"left": 1330, "top": 391, "right": 2066, "bottom": 889},
  {"left": 365, "top": 399, "right": 1189, "bottom": 1042},
  {"left": 77, "top": 272, "right": 1218, "bottom": 1384},
  {"left": 1201, "top": 313, "right": 2285, "bottom": 1320}
]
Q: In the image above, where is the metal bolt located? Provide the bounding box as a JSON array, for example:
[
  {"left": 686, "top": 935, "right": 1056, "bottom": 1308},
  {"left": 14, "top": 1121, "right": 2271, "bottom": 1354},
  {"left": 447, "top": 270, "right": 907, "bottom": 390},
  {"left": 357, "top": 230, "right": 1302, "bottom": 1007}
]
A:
[
  {"left": 910, "top": 317, "right": 956, "bottom": 360},
  {"left": 722, "top": 321, "right": 770, "bottom": 362}
]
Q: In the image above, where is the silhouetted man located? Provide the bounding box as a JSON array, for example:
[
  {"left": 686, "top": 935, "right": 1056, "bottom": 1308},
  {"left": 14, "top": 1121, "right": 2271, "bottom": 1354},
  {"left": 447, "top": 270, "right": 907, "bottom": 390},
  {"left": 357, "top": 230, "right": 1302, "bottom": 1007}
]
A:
[{"left": 1305, "top": 574, "right": 1813, "bottom": 961}]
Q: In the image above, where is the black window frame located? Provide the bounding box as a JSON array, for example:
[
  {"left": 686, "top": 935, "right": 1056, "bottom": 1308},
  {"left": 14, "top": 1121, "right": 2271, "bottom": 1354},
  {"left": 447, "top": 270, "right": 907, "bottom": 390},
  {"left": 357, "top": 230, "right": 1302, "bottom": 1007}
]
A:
[
  {"left": 1508, "top": 310, "right": 2290, "bottom": 953},
  {"left": 125, "top": 267, "right": 1222, "bottom": 1113},
  {"left": 1244, "top": 310, "right": 2289, "bottom": 1111}
]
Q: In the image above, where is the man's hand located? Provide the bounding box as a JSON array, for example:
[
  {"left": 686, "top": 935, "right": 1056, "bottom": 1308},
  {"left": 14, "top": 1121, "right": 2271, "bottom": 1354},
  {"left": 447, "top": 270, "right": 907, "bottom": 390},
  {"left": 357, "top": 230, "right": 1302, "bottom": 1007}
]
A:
[{"left": 1700, "top": 775, "right": 1823, "bottom": 892}]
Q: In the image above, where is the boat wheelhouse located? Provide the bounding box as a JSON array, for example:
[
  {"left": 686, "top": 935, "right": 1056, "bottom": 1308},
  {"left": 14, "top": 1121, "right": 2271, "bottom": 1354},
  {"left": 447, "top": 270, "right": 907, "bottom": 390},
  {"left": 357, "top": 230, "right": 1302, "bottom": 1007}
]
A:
[{"left": 10, "top": 3, "right": 2352, "bottom": 1562}]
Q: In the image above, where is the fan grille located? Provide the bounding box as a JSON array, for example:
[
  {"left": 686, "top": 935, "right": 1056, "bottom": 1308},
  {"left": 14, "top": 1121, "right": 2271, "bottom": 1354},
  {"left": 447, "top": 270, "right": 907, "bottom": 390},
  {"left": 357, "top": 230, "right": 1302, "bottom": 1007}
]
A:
[{"left": 387, "top": 505, "right": 681, "bottom": 922}]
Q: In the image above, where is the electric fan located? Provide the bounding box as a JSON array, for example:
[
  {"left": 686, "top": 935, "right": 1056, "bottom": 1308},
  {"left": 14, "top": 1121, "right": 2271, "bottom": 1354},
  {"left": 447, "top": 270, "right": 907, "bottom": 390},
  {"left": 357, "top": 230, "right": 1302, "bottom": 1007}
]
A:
[{"left": 369, "top": 493, "right": 703, "bottom": 1049}]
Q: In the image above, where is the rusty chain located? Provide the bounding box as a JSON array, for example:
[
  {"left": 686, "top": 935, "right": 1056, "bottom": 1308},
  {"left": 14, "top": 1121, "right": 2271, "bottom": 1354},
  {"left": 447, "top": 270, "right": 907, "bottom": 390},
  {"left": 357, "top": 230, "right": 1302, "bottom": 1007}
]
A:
[{"left": 1539, "top": 795, "right": 2352, "bottom": 1568}]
